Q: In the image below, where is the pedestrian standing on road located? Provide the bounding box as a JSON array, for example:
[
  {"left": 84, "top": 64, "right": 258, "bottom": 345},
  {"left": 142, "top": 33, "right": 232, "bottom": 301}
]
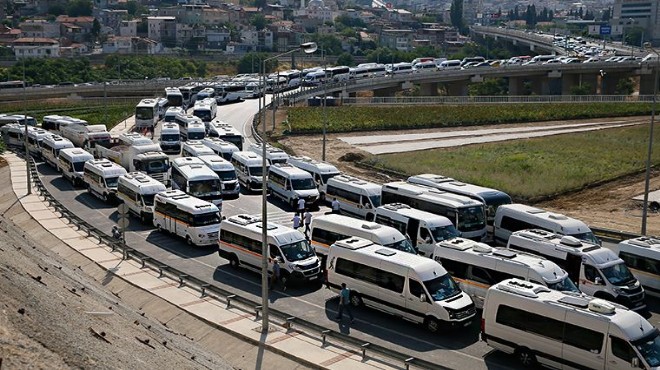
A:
[
  {"left": 297, "top": 197, "right": 306, "bottom": 216},
  {"left": 270, "top": 258, "right": 283, "bottom": 291},
  {"left": 335, "top": 283, "right": 354, "bottom": 323},
  {"left": 331, "top": 197, "right": 340, "bottom": 214},
  {"left": 292, "top": 213, "right": 301, "bottom": 230},
  {"left": 303, "top": 210, "right": 312, "bottom": 238}
]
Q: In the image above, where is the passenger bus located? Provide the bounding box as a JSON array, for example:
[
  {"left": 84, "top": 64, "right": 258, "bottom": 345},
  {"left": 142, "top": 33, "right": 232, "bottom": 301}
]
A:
[
  {"left": 153, "top": 189, "right": 220, "bottom": 246},
  {"left": 165, "top": 87, "right": 183, "bottom": 107},
  {"left": 135, "top": 98, "right": 160, "bottom": 129},
  {"left": 325, "top": 66, "right": 351, "bottom": 82},
  {"left": 208, "top": 120, "right": 243, "bottom": 150},
  {"left": 170, "top": 157, "right": 223, "bottom": 208},
  {"left": 117, "top": 172, "right": 167, "bottom": 223}
]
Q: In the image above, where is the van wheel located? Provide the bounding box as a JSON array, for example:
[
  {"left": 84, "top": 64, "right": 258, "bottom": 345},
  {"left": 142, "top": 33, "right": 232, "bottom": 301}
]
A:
[
  {"left": 424, "top": 316, "right": 440, "bottom": 333},
  {"left": 366, "top": 213, "right": 374, "bottom": 221},
  {"left": 516, "top": 347, "right": 537, "bottom": 367},
  {"left": 101, "top": 193, "right": 108, "bottom": 202},
  {"left": 228, "top": 254, "right": 240, "bottom": 269},
  {"left": 280, "top": 271, "right": 290, "bottom": 287},
  {"left": 349, "top": 292, "right": 363, "bottom": 307},
  {"left": 186, "top": 235, "right": 194, "bottom": 246}
]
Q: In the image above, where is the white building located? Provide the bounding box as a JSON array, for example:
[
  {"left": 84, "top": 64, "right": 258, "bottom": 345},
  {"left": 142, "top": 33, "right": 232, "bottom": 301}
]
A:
[
  {"left": 613, "top": 0, "right": 660, "bottom": 44},
  {"left": 13, "top": 37, "right": 60, "bottom": 59}
]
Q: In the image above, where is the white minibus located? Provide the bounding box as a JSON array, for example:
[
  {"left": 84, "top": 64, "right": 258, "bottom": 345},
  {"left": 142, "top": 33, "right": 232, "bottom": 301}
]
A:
[
  {"left": 83, "top": 158, "right": 127, "bottom": 202},
  {"left": 170, "top": 157, "right": 223, "bottom": 208},
  {"left": 325, "top": 66, "right": 351, "bottom": 82},
  {"left": 201, "top": 137, "right": 239, "bottom": 161},
  {"left": 617, "top": 237, "right": 659, "bottom": 297},
  {"left": 286, "top": 155, "right": 341, "bottom": 198},
  {"left": 192, "top": 98, "right": 217, "bottom": 123},
  {"left": 507, "top": 229, "right": 646, "bottom": 311},
  {"left": 218, "top": 214, "right": 322, "bottom": 284},
  {"left": 381, "top": 182, "right": 487, "bottom": 241},
  {"left": 325, "top": 175, "right": 381, "bottom": 220},
  {"left": 302, "top": 70, "right": 325, "bottom": 86},
  {"left": 117, "top": 172, "right": 167, "bottom": 223},
  {"left": 41, "top": 135, "right": 74, "bottom": 169},
  {"left": 135, "top": 98, "right": 159, "bottom": 129},
  {"left": 165, "top": 87, "right": 183, "bottom": 107},
  {"left": 267, "top": 163, "right": 320, "bottom": 210},
  {"left": 432, "top": 237, "right": 580, "bottom": 309},
  {"left": 175, "top": 114, "right": 206, "bottom": 141},
  {"left": 27, "top": 127, "right": 52, "bottom": 158},
  {"left": 153, "top": 189, "right": 220, "bottom": 246},
  {"left": 198, "top": 154, "right": 240, "bottom": 198},
  {"left": 231, "top": 151, "right": 268, "bottom": 192},
  {"left": 371, "top": 203, "right": 460, "bottom": 257},
  {"left": 163, "top": 107, "right": 185, "bottom": 123},
  {"left": 493, "top": 203, "right": 600, "bottom": 246},
  {"left": 438, "top": 60, "right": 462, "bottom": 70},
  {"left": 482, "top": 279, "right": 659, "bottom": 370},
  {"left": 158, "top": 123, "right": 181, "bottom": 154},
  {"left": 248, "top": 143, "right": 289, "bottom": 165},
  {"left": 310, "top": 214, "right": 416, "bottom": 260},
  {"left": 207, "top": 120, "right": 243, "bottom": 150},
  {"left": 181, "top": 140, "right": 215, "bottom": 158},
  {"left": 386, "top": 62, "right": 413, "bottom": 75},
  {"left": 1, "top": 123, "right": 24, "bottom": 147},
  {"left": 326, "top": 237, "right": 476, "bottom": 332},
  {"left": 58, "top": 148, "right": 94, "bottom": 187}
]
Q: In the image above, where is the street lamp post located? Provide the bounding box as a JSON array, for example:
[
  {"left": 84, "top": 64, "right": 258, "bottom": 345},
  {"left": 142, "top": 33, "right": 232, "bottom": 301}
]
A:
[
  {"left": 642, "top": 42, "right": 658, "bottom": 235},
  {"left": 22, "top": 58, "right": 31, "bottom": 195},
  {"left": 259, "top": 42, "right": 317, "bottom": 332}
]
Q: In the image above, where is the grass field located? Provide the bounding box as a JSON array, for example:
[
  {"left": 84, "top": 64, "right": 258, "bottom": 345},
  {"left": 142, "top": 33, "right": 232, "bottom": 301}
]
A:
[{"left": 370, "top": 124, "right": 660, "bottom": 200}]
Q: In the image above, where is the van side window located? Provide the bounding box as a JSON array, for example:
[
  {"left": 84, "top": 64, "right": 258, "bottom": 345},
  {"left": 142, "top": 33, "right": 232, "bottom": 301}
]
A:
[
  {"left": 563, "top": 323, "right": 603, "bottom": 353},
  {"left": 611, "top": 336, "right": 637, "bottom": 362},
  {"left": 409, "top": 279, "right": 425, "bottom": 298},
  {"left": 438, "top": 258, "right": 468, "bottom": 279},
  {"left": 620, "top": 251, "right": 659, "bottom": 275},
  {"left": 381, "top": 272, "right": 404, "bottom": 293},
  {"left": 311, "top": 228, "right": 348, "bottom": 246},
  {"left": 419, "top": 228, "right": 431, "bottom": 242},
  {"left": 583, "top": 265, "right": 599, "bottom": 282},
  {"left": 469, "top": 266, "right": 494, "bottom": 285},
  {"left": 499, "top": 216, "right": 536, "bottom": 232},
  {"left": 496, "top": 305, "right": 563, "bottom": 341}
]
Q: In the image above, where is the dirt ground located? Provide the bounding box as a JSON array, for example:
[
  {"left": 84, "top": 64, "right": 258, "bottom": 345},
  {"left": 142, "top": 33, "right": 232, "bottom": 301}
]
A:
[{"left": 275, "top": 116, "right": 660, "bottom": 237}]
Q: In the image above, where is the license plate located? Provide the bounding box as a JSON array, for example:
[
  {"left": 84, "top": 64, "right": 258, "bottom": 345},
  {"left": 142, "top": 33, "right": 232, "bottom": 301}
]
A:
[
  {"left": 309, "top": 276, "right": 318, "bottom": 280},
  {"left": 463, "top": 321, "right": 471, "bottom": 327}
]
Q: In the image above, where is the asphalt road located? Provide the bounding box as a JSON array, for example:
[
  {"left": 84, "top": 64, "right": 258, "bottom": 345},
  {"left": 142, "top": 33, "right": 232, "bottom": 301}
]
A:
[{"left": 35, "top": 97, "right": 659, "bottom": 370}]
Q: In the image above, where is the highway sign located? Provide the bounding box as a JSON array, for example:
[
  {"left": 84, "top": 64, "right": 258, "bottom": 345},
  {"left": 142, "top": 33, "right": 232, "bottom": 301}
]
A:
[
  {"left": 117, "top": 217, "right": 130, "bottom": 229},
  {"left": 600, "top": 25, "right": 611, "bottom": 35},
  {"left": 117, "top": 203, "right": 129, "bottom": 216}
]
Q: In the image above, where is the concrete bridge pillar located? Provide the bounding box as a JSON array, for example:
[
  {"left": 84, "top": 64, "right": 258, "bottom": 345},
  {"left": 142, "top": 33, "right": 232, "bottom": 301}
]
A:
[
  {"left": 446, "top": 81, "right": 469, "bottom": 96},
  {"left": 508, "top": 77, "right": 525, "bottom": 95},
  {"left": 373, "top": 86, "right": 398, "bottom": 97},
  {"left": 529, "top": 77, "right": 550, "bottom": 95},
  {"left": 561, "top": 74, "right": 580, "bottom": 95},
  {"left": 418, "top": 82, "right": 439, "bottom": 96},
  {"left": 639, "top": 71, "right": 659, "bottom": 95},
  {"left": 577, "top": 73, "right": 599, "bottom": 94},
  {"left": 600, "top": 72, "right": 629, "bottom": 95}
]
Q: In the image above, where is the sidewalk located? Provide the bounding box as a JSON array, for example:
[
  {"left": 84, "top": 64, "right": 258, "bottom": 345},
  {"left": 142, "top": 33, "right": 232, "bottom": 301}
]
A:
[{"left": 4, "top": 152, "right": 404, "bottom": 370}]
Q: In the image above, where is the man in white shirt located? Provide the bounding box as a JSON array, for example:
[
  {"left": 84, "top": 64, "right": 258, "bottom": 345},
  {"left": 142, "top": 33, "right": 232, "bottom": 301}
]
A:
[
  {"left": 297, "top": 198, "right": 306, "bottom": 216},
  {"left": 331, "top": 197, "right": 340, "bottom": 214},
  {"left": 303, "top": 210, "right": 312, "bottom": 238}
]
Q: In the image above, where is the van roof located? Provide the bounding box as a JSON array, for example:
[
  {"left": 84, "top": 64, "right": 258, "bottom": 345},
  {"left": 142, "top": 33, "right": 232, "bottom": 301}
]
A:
[
  {"left": 377, "top": 203, "right": 453, "bottom": 227},
  {"left": 198, "top": 154, "right": 233, "bottom": 170},
  {"left": 313, "top": 214, "right": 405, "bottom": 243},
  {"left": 232, "top": 151, "right": 263, "bottom": 163},
  {"left": 497, "top": 203, "right": 591, "bottom": 234},
  {"left": 59, "top": 147, "right": 94, "bottom": 159},
  {"left": 287, "top": 155, "right": 340, "bottom": 174},
  {"left": 328, "top": 174, "right": 381, "bottom": 194},
  {"left": 119, "top": 172, "right": 167, "bottom": 192},
  {"left": 409, "top": 174, "right": 511, "bottom": 201},
  {"left": 270, "top": 163, "right": 312, "bottom": 178},
  {"left": 85, "top": 159, "right": 127, "bottom": 176},
  {"left": 491, "top": 279, "right": 654, "bottom": 341},
  {"left": 224, "top": 214, "right": 305, "bottom": 245},
  {"left": 183, "top": 142, "right": 215, "bottom": 155},
  {"left": 617, "top": 237, "right": 660, "bottom": 259},
  {"left": 156, "top": 189, "right": 219, "bottom": 213},
  {"left": 383, "top": 181, "right": 483, "bottom": 208}
]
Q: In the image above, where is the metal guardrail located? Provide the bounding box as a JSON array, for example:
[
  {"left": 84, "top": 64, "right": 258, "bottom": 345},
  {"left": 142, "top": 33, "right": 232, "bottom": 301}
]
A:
[
  {"left": 23, "top": 151, "right": 446, "bottom": 370},
  {"left": 336, "top": 95, "right": 657, "bottom": 105}
]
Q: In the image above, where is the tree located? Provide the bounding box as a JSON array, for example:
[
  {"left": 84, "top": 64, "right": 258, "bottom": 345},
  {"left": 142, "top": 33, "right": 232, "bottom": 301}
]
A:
[
  {"left": 251, "top": 14, "right": 267, "bottom": 30},
  {"left": 337, "top": 52, "right": 354, "bottom": 66},
  {"left": 616, "top": 78, "right": 635, "bottom": 95},
  {"left": 48, "top": 4, "right": 65, "bottom": 16},
  {"left": 254, "top": 0, "right": 267, "bottom": 11},
  {"left": 91, "top": 19, "right": 101, "bottom": 42},
  {"left": 237, "top": 52, "right": 266, "bottom": 73},
  {"left": 67, "top": 0, "right": 93, "bottom": 17},
  {"left": 570, "top": 83, "right": 593, "bottom": 95},
  {"left": 450, "top": 0, "right": 465, "bottom": 34}
]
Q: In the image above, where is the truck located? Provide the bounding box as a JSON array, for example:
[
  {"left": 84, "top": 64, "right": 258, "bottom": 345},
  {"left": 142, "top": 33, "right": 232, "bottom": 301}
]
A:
[
  {"left": 96, "top": 135, "right": 170, "bottom": 185},
  {"left": 59, "top": 123, "right": 112, "bottom": 156}
]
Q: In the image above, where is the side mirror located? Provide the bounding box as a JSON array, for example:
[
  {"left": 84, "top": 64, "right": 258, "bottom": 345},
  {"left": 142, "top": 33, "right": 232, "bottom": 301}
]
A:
[
  {"left": 631, "top": 357, "right": 640, "bottom": 368},
  {"left": 595, "top": 277, "right": 603, "bottom": 285},
  {"left": 419, "top": 294, "right": 426, "bottom": 302}
]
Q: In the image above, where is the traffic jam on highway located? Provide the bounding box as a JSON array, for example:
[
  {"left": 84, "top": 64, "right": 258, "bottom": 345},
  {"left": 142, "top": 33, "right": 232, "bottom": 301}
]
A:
[{"left": 2, "top": 80, "right": 660, "bottom": 369}]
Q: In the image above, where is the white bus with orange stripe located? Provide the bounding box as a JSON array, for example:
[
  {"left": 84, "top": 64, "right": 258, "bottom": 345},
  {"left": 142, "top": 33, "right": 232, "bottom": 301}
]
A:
[
  {"left": 153, "top": 190, "right": 221, "bottom": 246},
  {"left": 431, "top": 237, "right": 581, "bottom": 309},
  {"left": 218, "top": 214, "right": 322, "bottom": 285}
]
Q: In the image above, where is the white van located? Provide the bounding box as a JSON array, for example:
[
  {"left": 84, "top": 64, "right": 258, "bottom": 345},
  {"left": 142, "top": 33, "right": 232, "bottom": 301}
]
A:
[
  {"left": 325, "top": 175, "right": 381, "bottom": 220},
  {"left": 482, "top": 278, "right": 660, "bottom": 370},
  {"left": 58, "top": 148, "right": 94, "bottom": 187},
  {"left": 371, "top": 203, "right": 460, "bottom": 257},
  {"left": 198, "top": 154, "right": 240, "bottom": 198},
  {"left": 302, "top": 70, "right": 325, "bottom": 86},
  {"left": 432, "top": 238, "right": 580, "bottom": 309},
  {"left": 617, "top": 237, "right": 659, "bottom": 298},
  {"left": 153, "top": 190, "right": 220, "bottom": 246},
  {"left": 175, "top": 114, "right": 206, "bottom": 141},
  {"left": 267, "top": 163, "right": 320, "bottom": 209},
  {"left": 1, "top": 123, "right": 24, "bottom": 148},
  {"left": 117, "top": 172, "right": 167, "bottom": 222},
  {"left": 507, "top": 229, "right": 646, "bottom": 311},
  {"left": 192, "top": 97, "right": 217, "bottom": 123},
  {"left": 248, "top": 143, "right": 289, "bottom": 165},
  {"left": 493, "top": 203, "right": 600, "bottom": 246},
  {"left": 230, "top": 151, "right": 268, "bottom": 192},
  {"left": 201, "top": 137, "right": 239, "bottom": 161},
  {"left": 207, "top": 120, "right": 243, "bottom": 150},
  {"left": 41, "top": 135, "right": 74, "bottom": 169},
  {"left": 158, "top": 123, "right": 181, "bottom": 154},
  {"left": 438, "top": 60, "right": 462, "bottom": 70},
  {"left": 83, "top": 158, "right": 128, "bottom": 202},
  {"left": 181, "top": 140, "right": 215, "bottom": 158},
  {"left": 163, "top": 107, "right": 185, "bottom": 123},
  {"left": 310, "top": 214, "right": 416, "bottom": 261},
  {"left": 326, "top": 237, "right": 476, "bottom": 332},
  {"left": 286, "top": 155, "right": 341, "bottom": 198},
  {"left": 386, "top": 62, "right": 414, "bottom": 75},
  {"left": 218, "top": 214, "right": 322, "bottom": 285},
  {"left": 27, "top": 127, "right": 51, "bottom": 158},
  {"left": 170, "top": 156, "right": 223, "bottom": 208}
]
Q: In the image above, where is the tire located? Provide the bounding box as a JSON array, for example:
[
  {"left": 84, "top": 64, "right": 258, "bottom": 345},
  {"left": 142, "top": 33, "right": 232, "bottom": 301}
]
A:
[
  {"left": 424, "top": 316, "right": 440, "bottom": 333},
  {"left": 515, "top": 347, "right": 537, "bottom": 368},
  {"left": 280, "top": 271, "right": 290, "bottom": 287},
  {"left": 229, "top": 254, "right": 240, "bottom": 269},
  {"left": 349, "top": 292, "right": 363, "bottom": 307},
  {"left": 101, "top": 193, "right": 108, "bottom": 202},
  {"left": 186, "top": 235, "right": 194, "bottom": 246}
]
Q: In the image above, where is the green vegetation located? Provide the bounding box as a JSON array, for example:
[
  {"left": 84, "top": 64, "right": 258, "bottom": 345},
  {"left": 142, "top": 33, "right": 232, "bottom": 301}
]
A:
[
  {"left": 369, "top": 124, "right": 660, "bottom": 200},
  {"left": 287, "top": 103, "right": 653, "bottom": 134},
  {"left": 0, "top": 100, "right": 137, "bottom": 130}
]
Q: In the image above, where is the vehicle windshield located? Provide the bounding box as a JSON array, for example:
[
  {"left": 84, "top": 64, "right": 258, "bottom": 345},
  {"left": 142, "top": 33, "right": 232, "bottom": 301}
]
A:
[
  {"left": 633, "top": 329, "right": 660, "bottom": 367},
  {"left": 216, "top": 170, "right": 236, "bottom": 181},
  {"left": 191, "top": 211, "right": 221, "bottom": 227},
  {"left": 280, "top": 240, "right": 316, "bottom": 262},
  {"left": 72, "top": 161, "right": 86, "bottom": 173},
  {"left": 188, "top": 179, "right": 221, "bottom": 196},
  {"left": 194, "top": 110, "right": 211, "bottom": 122},
  {"left": 136, "top": 107, "right": 155, "bottom": 120},
  {"left": 321, "top": 173, "right": 339, "bottom": 185},
  {"left": 168, "top": 96, "right": 183, "bottom": 106},
  {"left": 457, "top": 206, "right": 486, "bottom": 232},
  {"left": 423, "top": 274, "right": 462, "bottom": 301},
  {"left": 484, "top": 195, "right": 512, "bottom": 224},
  {"left": 248, "top": 166, "right": 264, "bottom": 177},
  {"left": 369, "top": 195, "right": 381, "bottom": 207},
  {"left": 142, "top": 194, "right": 156, "bottom": 206},
  {"left": 161, "top": 134, "right": 179, "bottom": 142},
  {"left": 143, "top": 159, "right": 169, "bottom": 174},
  {"left": 105, "top": 176, "right": 119, "bottom": 188},
  {"left": 546, "top": 276, "right": 580, "bottom": 293},
  {"left": 569, "top": 231, "right": 600, "bottom": 245},
  {"left": 93, "top": 138, "right": 113, "bottom": 148},
  {"left": 292, "top": 178, "right": 316, "bottom": 190},
  {"left": 429, "top": 224, "right": 461, "bottom": 242},
  {"left": 188, "top": 132, "right": 205, "bottom": 140},
  {"left": 222, "top": 136, "right": 242, "bottom": 148},
  {"left": 383, "top": 238, "right": 417, "bottom": 254},
  {"left": 601, "top": 263, "right": 637, "bottom": 285}
]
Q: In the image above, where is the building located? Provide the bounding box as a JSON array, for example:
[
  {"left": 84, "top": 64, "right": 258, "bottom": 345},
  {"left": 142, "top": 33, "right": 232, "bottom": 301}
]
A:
[
  {"left": 147, "top": 16, "right": 177, "bottom": 47},
  {"left": 380, "top": 29, "right": 414, "bottom": 50},
  {"left": 100, "top": 9, "right": 129, "bottom": 33},
  {"left": 13, "top": 37, "right": 60, "bottom": 59},
  {"left": 19, "top": 20, "right": 60, "bottom": 39},
  {"left": 612, "top": 0, "right": 660, "bottom": 44},
  {"left": 120, "top": 20, "right": 139, "bottom": 37}
]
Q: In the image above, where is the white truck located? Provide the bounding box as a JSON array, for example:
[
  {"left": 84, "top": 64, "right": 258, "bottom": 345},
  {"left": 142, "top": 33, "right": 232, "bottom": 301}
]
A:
[{"left": 96, "top": 138, "right": 170, "bottom": 186}]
